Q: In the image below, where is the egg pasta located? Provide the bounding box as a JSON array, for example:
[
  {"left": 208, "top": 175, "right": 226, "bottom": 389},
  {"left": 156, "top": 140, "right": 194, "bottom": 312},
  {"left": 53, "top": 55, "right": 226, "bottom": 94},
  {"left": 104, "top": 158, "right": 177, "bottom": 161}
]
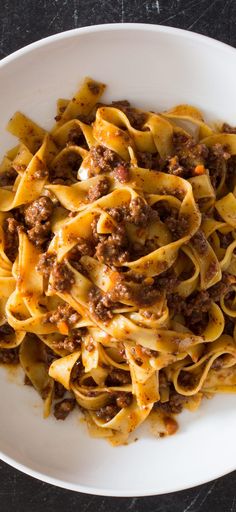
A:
[{"left": 0, "top": 77, "right": 236, "bottom": 444}]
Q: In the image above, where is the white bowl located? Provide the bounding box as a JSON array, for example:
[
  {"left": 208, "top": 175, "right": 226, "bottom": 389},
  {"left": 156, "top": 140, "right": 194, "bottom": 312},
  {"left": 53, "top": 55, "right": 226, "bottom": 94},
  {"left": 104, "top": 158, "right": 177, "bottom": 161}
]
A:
[{"left": 0, "top": 24, "right": 236, "bottom": 497}]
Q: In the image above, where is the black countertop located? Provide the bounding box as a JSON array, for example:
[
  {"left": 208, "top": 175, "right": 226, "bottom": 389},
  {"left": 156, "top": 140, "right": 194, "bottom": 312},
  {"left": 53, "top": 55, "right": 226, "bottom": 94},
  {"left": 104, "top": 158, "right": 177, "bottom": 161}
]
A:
[{"left": 0, "top": 1, "right": 236, "bottom": 510}]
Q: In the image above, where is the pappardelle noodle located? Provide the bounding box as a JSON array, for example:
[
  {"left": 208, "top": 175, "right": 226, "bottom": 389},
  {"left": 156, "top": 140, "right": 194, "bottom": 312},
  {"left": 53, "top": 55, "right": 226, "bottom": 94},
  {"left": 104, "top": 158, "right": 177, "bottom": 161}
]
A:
[{"left": 1, "top": 77, "right": 236, "bottom": 445}]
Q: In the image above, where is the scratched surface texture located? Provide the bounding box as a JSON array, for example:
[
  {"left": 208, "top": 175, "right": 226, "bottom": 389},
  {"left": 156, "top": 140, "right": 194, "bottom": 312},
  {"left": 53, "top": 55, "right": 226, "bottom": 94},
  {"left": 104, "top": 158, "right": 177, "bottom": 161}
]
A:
[{"left": 1, "top": 0, "right": 236, "bottom": 510}]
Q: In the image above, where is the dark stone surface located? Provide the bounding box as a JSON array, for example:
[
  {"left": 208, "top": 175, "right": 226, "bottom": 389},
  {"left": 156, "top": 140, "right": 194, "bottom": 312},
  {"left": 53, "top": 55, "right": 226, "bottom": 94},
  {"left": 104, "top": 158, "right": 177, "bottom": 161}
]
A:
[
  {"left": 0, "top": 0, "right": 236, "bottom": 58},
  {"left": 0, "top": 458, "right": 236, "bottom": 512},
  {"left": 0, "top": 0, "right": 236, "bottom": 510}
]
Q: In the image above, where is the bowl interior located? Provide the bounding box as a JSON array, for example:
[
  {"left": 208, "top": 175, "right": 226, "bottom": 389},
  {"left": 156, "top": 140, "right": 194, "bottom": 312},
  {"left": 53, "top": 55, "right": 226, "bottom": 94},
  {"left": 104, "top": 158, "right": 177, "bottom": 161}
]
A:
[{"left": 1, "top": 24, "right": 236, "bottom": 496}]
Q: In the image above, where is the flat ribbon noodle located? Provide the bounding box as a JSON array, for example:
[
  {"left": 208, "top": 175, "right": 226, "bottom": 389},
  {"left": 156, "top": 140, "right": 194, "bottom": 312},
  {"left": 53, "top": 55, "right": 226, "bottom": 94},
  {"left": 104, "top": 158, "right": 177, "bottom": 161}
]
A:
[
  {"left": 19, "top": 335, "right": 54, "bottom": 417},
  {"left": 1, "top": 78, "right": 236, "bottom": 445}
]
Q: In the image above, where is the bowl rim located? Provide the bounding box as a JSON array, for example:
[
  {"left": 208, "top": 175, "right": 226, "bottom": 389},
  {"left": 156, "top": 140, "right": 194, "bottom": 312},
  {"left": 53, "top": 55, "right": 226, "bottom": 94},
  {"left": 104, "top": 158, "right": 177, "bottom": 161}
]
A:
[
  {"left": 0, "top": 22, "right": 235, "bottom": 71},
  {"left": 0, "top": 22, "right": 236, "bottom": 497}
]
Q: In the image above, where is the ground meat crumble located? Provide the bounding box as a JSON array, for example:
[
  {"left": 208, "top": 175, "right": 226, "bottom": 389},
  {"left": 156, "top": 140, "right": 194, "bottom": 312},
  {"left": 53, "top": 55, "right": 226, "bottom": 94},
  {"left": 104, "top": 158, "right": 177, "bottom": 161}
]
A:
[
  {"left": 107, "top": 197, "right": 159, "bottom": 229},
  {"left": 154, "top": 388, "right": 187, "bottom": 415},
  {"left": 0, "top": 167, "right": 17, "bottom": 187},
  {"left": 207, "top": 143, "right": 231, "bottom": 189},
  {"left": 37, "top": 252, "right": 56, "bottom": 278},
  {"left": 3, "top": 216, "right": 21, "bottom": 262},
  {"left": 88, "top": 287, "right": 115, "bottom": 322},
  {"left": 218, "top": 231, "right": 233, "bottom": 249},
  {"left": 0, "top": 323, "right": 15, "bottom": 336},
  {"left": 191, "top": 230, "right": 208, "bottom": 255},
  {"left": 54, "top": 381, "right": 67, "bottom": 399},
  {"left": 46, "top": 304, "right": 80, "bottom": 327},
  {"left": 222, "top": 123, "right": 236, "bottom": 134},
  {"left": 24, "top": 196, "right": 54, "bottom": 247},
  {"left": 107, "top": 277, "right": 161, "bottom": 307},
  {"left": 51, "top": 262, "right": 75, "bottom": 292},
  {"left": 68, "top": 238, "right": 95, "bottom": 271},
  {"left": 127, "top": 197, "right": 159, "bottom": 227},
  {"left": 106, "top": 368, "right": 132, "bottom": 386},
  {"left": 88, "top": 144, "right": 129, "bottom": 179},
  {"left": 170, "top": 133, "right": 209, "bottom": 178},
  {"left": 95, "top": 404, "right": 120, "bottom": 422},
  {"left": 136, "top": 151, "right": 162, "bottom": 170},
  {"left": 54, "top": 398, "right": 76, "bottom": 420},
  {"left": 168, "top": 272, "right": 235, "bottom": 334},
  {"left": 95, "top": 390, "right": 133, "bottom": 422},
  {"left": 154, "top": 201, "right": 189, "bottom": 240},
  {"left": 53, "top": 330, "right": 82, "bottom": 353},
  {"left": 95, "top": 225, "right": 130, "bottom": 266},
  {"left": 50, "top": 150, "right": 82, "bottom": 184},
  {"left": 88, "top": 176, "right": 110, "bottom": 202},
  {"left": 111, "top": 100, "right": 147, "bottom": 130},
  {"left": 0, "top": 347, "right": 19, "bottom": 365}
]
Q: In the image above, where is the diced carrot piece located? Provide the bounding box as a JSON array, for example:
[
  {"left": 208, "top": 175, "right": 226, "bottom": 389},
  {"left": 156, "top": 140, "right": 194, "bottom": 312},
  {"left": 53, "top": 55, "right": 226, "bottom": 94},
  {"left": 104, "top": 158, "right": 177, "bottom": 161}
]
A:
[
  {"left": 57, "top": 321, "right": 69, "bottom": 335},
  {"left": 135, "top": 345, "right": 144, "bottom": 358},
  {"left": 164, "top": 416, "right": 178, "bottom": 435},
  {"left": 194, "top": 164, "right": 205, "bottom": 175},
  {"left": 170, "top": 156, "right": 178, "bottom": 166},
  {"left": 144, "top": 277, "right": 154, "bottom": 285}
]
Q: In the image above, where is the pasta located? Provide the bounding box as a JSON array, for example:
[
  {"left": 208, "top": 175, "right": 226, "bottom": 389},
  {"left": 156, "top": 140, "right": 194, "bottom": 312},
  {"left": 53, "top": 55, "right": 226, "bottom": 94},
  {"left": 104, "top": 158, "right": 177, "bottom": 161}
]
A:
[{"left": 0, "top": 77, "right": 236, "bottom": 445}]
